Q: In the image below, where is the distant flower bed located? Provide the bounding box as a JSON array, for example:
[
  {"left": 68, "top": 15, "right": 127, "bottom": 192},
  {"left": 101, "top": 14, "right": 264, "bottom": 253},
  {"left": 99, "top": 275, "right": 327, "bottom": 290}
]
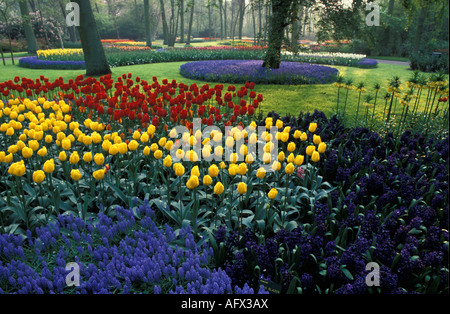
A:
[
  {"left": 356, "top": 58, "right": 378, "bottom": 68},
  {"left": 18, "top": 56, "right": 85, "bottom": 70},
  {"left": 282, "top": 51, "right": 368, "bottom": 67},
  {"left": 180, "top": 60, "right": 339, "bottom": 85}
]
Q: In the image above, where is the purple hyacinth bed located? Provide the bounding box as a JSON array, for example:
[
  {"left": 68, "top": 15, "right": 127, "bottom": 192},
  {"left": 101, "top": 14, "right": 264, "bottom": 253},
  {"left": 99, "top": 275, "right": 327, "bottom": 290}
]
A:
[
  {"left": 180, "top": 60, "right": 339, "bottom": 85},
  {"left": 19, "top": 56, "right": 86, "bottom": 70}
]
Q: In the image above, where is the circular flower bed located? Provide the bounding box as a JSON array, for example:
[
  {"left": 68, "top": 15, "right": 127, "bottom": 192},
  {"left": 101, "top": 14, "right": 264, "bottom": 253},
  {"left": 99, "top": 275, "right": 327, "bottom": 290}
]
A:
[{"left": 180, "top": 60, "right": 339, "bottom": 85}]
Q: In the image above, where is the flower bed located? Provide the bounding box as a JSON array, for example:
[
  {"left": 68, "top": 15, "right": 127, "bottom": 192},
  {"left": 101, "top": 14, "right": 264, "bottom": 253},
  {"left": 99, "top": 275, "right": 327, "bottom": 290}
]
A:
[
  {"left": 18, "top": 56, "right": 85, "bottom": 70},
  {"left": 0, "top": 74, "right": 448, "bottom": 294},
  {"left": 0, "top": 201, "right": 266, "bottom": 294},
  {"left": 180, "top": 60, "right": 339, "bottom": 85},
  {"left": 29, "top": 46, "right": 375, "bottom": 70},
  {"left": 356, "top": 58, "right": 378, "bottom": 68}
]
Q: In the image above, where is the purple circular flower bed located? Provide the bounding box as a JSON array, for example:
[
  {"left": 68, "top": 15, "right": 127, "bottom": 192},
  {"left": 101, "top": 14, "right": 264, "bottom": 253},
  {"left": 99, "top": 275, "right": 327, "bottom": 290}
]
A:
[
  {"left": 356, "top": 58, "right": 378, "bottom": 68},
  {"left": 180, "top": 60, "right": 339, "bottom": 85},
  {"left": 19, "top": 56, "right": 86, "bottom": 70}
]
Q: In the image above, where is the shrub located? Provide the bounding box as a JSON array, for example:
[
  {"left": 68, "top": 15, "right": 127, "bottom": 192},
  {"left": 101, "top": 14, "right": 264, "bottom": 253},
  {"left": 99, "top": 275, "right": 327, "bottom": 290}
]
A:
[{"left": 409, "top": 51, "right": 449, "bottom": 73}]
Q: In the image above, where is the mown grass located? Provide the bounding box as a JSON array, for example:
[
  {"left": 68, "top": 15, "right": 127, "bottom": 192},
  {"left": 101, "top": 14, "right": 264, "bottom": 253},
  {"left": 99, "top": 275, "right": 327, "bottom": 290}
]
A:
[{"left": 0, "top": 59, "right": 445, "bottom": 122}]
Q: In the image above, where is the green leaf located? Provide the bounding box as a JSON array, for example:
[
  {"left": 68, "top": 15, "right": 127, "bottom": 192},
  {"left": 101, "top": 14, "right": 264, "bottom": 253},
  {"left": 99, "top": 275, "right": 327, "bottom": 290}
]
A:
[{"left": 341, "top": 267, "right": 354, "bottom": 281}]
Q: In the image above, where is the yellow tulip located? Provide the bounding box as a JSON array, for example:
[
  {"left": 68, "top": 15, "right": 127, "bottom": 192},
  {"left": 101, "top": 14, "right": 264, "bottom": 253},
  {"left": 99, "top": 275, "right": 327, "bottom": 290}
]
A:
[
  {"left": 43, "top": 159, "right": 55, "bottom": 173},
  {"left": 8, "top": 161, "right": 26, "bottom": 177},
  {"left": 285, "top": 162, "right": 295, "bottom": 175},
  {"left": 271, "top": 161, "right": 281, "bottom": 172},
  {"left": 32, "top": 170, "right": 45, "bottom": 184},
  {"left": 313, "top": 134, "right": 321, "bottom": 145},
  {"left": 173, "top": 163, "right": 185, "bottom": 176},
  {"left": 118, "top": 142, "right": 128, "bottom": 154},
  {"left": 154, "top": 149, "right": 163, "bottom": 159},
  {"left": 208, "top": 164, "right": 219, "bottom": 177},
  {"left": 214, "top": 182, "right": 225, "bottom": 195},
  {"left": 311, "top": 151, "right": 320, "bottom": 162},
  {"left": 256, "top": 167, "right": 266, "bottom": 179},
  {"left": 203, "top": 175, "right": 213, "bottom": 186},
  {"left": 306, "top": 145, "right": 316, "bottom": 156},
  {"left": 300, "top": 132, "right": 308, "bottom": 141},
  {"left": 191, "top": 165, "right": 200, "bottom": 177},
  {"left": 69, "top": 151, "right": 80, "bottom": 164},
  {"left": 268, "top": 188, "right": 278, "bottom": 200},
  {"left": 294, "top": 155, "right": 305, "bottom": 166},
  {"left": 186, "top": 175, "right": 199, "bottom": 189},
  {"left": 287, "top": 142, "right": 296, "bottom": 152},
  {"left": 214, "top": 146, "right": 224, "bottom": 157},
  {"left": 132, "top": 130, "right": 141, "bottom": 140},
  {"left": 22, "top": 147, "right": 33, "bottom": 159},
  {"left": 308, "top": 122, "right": 317, "bottom": 133},
  {"left": 70, "top": 169, "right": 82, "bottom": 181},
  {"left": 61, "top": 138, "right": 71, "bottom": 150},
  {"left": 93, "top": 169, "right": 105, "bottom": 181},
  {"left": 59, "top": 151, "right": 67, "bottom": 162},
  {"left": 237, "top": 163, "right": 247, "bottom": 175},
  {"left": 318, "top": 142, "right": 327, "bottom": 154},
  {"left": 37, "top": 147, "right": 47, "bottom": 157},
  {"left": 163, "top": 155, "right": 173, "bottom": 168},
  {"left": 128, "top": 140, "right": 139, "bottom": 151},
  {"left": 276, "top": 120, "right": 283, "bottom": 129},
  {"left": 237, "top": 182, "right": 247, "bottom": 195},
  {"left": 83, "top": 152, "right": 93, "bottom": 163},
  {"left": 150, "top": 143, "right": 158, "bottom": 152},
  {"left": 158, "top": 137, "right": 167, "bottom": 147},
  {"left": 228, "top": 164, "right": 238, "bottom": 176},
  {"left": 287, "top": 153, "right": 295, "bottom": 163},
  {"left": 94, "top": 153, "right": 105, "bottom": 166}
]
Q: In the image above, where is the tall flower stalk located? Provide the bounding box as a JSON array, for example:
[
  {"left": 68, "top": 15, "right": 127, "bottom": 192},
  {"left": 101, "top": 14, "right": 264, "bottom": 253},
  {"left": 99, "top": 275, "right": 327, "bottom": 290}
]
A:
[
  {"left": 342, "top": 78, "right": 354, "bottom": 119},
  {"left": 355, "top": 82, "right": 366, "bottom": 126}
]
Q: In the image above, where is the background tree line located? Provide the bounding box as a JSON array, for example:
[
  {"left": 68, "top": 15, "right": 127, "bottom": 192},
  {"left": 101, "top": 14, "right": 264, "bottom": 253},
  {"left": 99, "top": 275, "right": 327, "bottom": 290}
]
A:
[{"left": 1, "top": 0, "right": 448, "bottom": 73}]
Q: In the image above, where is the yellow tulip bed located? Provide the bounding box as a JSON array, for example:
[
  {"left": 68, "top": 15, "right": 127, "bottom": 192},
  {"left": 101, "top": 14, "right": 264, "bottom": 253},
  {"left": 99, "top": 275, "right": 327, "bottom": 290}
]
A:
[{"left": 0, "top": 74, "right": 329, "bottom": 236}]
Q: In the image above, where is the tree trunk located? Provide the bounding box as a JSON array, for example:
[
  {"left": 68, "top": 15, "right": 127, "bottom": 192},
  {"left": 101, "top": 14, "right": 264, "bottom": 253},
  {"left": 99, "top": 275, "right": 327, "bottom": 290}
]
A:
[
  {"left": 37, "top": 0, "right": 50, "bottom": 49},
  {"left": 19, "top": 0, "right": 38, "bottom": 55},
  {"left": 180, "top": 0, "right": 185, "bottom": 43},
  {"left": 238, "top": 0, "right": 245, "bottom": 39},
  {"left": 208, "top": 3, "right": 212, "bottom": 40},
  {"left": 262, "top": 0, "right": 294, "bottom": 69},
  {"left": 252, "top": 1, "right": 256, "bottom": 45},
  {"left": 0, "top": 9, "right": 15, "bottom": 64},
  {"left": 219, "top": 0, "right": 224, "bottom": 40},
  {"left": 144, "top": 0, "right": 152, "bottom": 48},
  {"left": 159, "top": 0, "right": 169, "bottom": 45},
  {"left": 187, "top": 0, "right": 195, "bottom": 44},
  {"left": 73, "top": 0, "right": 111, "bottom": 76},
  {"left": 224, "top": 0, "right": 227, "bottom": 39}
]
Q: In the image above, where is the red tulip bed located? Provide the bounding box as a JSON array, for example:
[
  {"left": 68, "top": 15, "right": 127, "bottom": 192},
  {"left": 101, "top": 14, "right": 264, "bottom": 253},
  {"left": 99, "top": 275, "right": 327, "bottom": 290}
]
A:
[{"left": 0, "top": 73, "right": 448, "bottom": 294}]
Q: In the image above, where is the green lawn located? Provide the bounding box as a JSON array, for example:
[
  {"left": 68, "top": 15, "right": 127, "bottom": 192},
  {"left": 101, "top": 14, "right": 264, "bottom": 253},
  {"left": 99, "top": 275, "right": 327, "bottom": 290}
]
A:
[{"left": 0, "top": 59, "right": 444, "bottom": 121}]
